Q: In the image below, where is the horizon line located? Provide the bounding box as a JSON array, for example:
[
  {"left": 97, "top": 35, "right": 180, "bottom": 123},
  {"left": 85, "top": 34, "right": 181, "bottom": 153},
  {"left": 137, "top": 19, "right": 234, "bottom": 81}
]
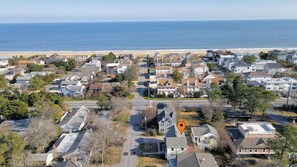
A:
[{"left": 0, "top": 18, "right": 297, "bottom": 24}]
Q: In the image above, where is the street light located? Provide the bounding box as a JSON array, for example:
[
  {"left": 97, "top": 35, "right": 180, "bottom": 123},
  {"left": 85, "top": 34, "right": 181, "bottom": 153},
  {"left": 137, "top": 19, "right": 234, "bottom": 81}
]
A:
[{"left": 144, "top": 116, "right": 147, "bottom": 133}]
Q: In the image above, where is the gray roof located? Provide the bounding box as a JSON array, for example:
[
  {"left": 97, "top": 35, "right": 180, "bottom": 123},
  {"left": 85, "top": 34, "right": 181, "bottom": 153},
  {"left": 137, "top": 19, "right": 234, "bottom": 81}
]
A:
[
  {"left": 53, "top": 160, "right": 77, "bottom": 167},
  {"left": 58, "top": 106, "right": 89, "bottom": 132},
  {"left": 166, "top": 136, "right": 187, "bottom": 148},
  {"left": 177, "top": 153, "right": 218, "bottom": 167},
  {"left": 265, "top": 63, "right": 282, "bottom": 69},
  {"left": 234, "top": 63, "right": 251, "bottom": 67},
  {"left": 191, "top": 124, "right": 219, "bottom": 138},
  {"left": 61, "top": 80, "right": 80, "bottom": 85},
  {"left": 247, "top": 72, "right": 271, "bottom": 78},
  {"left": 157, "top": 103, "right": 176, "bottom": 123},
  {"left": 66, "top": 85, "right": 84, "bottom": 92},
  {"left": 26, "top": 153, "right": 51, "bottom": 162},
  {"left": 227, "top": 128, "right": 267, "bottom": 148}
]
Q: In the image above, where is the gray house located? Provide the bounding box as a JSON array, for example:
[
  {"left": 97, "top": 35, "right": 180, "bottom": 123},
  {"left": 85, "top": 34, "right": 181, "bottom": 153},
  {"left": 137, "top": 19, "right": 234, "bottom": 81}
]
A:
[
  {"left": 165, "top": 125, "right": 188, "bottom": 160},
  {"left": 263, "top": 63, "right": 284, "bottom": 74},
  {"left": 191, "top": 124, "right": 219, "bottom": 150},
  {"left": 58, "top": 106, "right": 90, "bottom": 132},
  {"left": 177, "top": 152, "right": 218, "bottom": 167},
  {"left": 157, "top": 103, "right": 176, "bottom": 134}
]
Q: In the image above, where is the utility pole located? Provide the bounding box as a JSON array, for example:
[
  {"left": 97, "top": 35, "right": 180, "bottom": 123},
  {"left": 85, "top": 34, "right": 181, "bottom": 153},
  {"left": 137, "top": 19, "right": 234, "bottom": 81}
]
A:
[{"left": 286, "top": 80, "right": 293, "bottom": 106}]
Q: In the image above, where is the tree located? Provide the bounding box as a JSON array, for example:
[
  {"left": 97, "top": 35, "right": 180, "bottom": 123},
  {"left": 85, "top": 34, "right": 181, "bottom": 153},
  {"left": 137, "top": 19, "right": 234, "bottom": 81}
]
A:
[
  {"left": 28, "top": 92, "right": 41, "bottom": 107},
  {"left": 112, "top": 85, "right": 128, "bottom": 97},
  {"left": 268, "top": 126, "right": 297, "bottom": 163},
  {"left": 110, "top": 97, "right": 129, "bottom": 117},
  {"left": 242, "top": 55, "right": 257, "bottom": 64},
  {"left": 0, "top": 131, "right": 25, "bottom": 167},
  {"left": 123, "top": 65, "right": 139, "bottom": 82},
  {"left": 172, "top": 69, "right": 182, "bottom": 83},
  {"left": 26, "top": 117, "right": 61, "bottom": 153},
  {"left": 97, "top": 93, "right": 110, "bottom": 110},
  {"left": 207, "top": 63, "right": 218, "bottom": 72},
  {"left": 102, "top": 52, "right": 116, "bottom": 63},
  {"left": 0, "top": 75, "right": 8, "bottom": 90},
  {"left": 34, "top": 100, "right": 63, "bottom": 122},
  {"left": 207, "top": 83, "right": 221, "bottom": 107},
  {"left": 258, "top": 90, "right": 277, "bottom": 120},
  {"left": 201, "top": 107, "right": 214, "bottom": 123},
  {"left": 0, "top": 98, "right": 29, "bottom": 120},
  {"left": 28, "top": 76, "right": 45, "bottom": 90},
  {"left": 89, "top": 116, "right": 123, "bottom": 165},
  {"left": 26, "top": 64, "right": 44, "bottom": 72},
  {"left": 259, "top": 51, "right": 277, "bottom": 60},
  {"left": 212, "top": 120, "right": 228, "bottom": 151},
  {"left": 141, "top": 108, "right": 157, "bottom": 127}
]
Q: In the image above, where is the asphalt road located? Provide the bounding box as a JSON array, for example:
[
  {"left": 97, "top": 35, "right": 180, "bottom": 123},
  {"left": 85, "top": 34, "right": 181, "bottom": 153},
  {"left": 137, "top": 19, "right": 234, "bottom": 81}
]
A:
[{"left": 112, "top": 60, "right": 148, "bottom": 167}]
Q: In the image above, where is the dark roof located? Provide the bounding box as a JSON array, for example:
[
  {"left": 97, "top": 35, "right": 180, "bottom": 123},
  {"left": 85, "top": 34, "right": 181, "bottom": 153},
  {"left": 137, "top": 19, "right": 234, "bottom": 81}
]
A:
[
  {"left": 265, "top": 63, "right": 282, "bottom": 69},
  {"left": 224, "top": 109, "right": 252, "bottom": 119},
  {"left": 58, "top": 106, "right": 89, "bottom": 131},
  {"left": 177, "top": 153, "right": 218, "bottom": 167},
  {"left": 247, "top": 72, "right": 272, "bottom": 78},
  {"left": 157, "top": 103, "right": 176, "bottom": 123}
]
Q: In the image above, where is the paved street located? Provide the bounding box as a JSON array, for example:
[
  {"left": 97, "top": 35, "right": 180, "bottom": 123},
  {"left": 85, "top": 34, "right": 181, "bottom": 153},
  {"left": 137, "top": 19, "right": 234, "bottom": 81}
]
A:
[{"left": 113, "top": 60, "right": 148, "bottom": 167}]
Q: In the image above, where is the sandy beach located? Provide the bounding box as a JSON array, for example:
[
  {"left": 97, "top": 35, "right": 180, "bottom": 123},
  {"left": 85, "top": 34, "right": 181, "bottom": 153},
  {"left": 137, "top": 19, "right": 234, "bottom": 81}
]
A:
[{"left": 0, "top": 48, "right": 293, "bottom": 58}]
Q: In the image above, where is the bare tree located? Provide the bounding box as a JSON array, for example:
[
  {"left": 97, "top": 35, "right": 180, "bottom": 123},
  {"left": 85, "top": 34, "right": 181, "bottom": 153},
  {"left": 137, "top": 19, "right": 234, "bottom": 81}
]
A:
[
  {"left": 25, "top": 117, "right": 61, "bottom": 153},
  {"left": 89, "top": 116, "right": 123, "bottom": 165},
  {"left": 110, "top": 97, "right": 130, "bottom": 117},
  {"left": 212, "top": 120, "right": 228, "bottom": 151},
  {"left": 201, "top": 107, "right": 214, "bottom": 123}
]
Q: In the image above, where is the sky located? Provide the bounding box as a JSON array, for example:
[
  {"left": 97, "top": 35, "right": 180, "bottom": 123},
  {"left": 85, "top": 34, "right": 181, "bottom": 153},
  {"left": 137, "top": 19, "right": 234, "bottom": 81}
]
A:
[{"left": 0, "top": 0, "right": 297, "bottom": 23}]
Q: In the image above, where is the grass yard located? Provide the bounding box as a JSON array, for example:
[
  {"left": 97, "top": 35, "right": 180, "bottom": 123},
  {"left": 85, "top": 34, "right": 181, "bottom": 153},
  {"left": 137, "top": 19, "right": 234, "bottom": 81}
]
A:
[
  {"left": 177, "top": 111, "right": 203, "bottom": 135},
  {"left": 113, "top": 111, "right": 130, "bottom": 123},
  {"left": 139, "top": 143, "right": 159, "bottom": 153},
  {"left": 275, "top": 110, "right": 297, "bottom": 117},
  {"left": 137, "top": 155, "right": 167, "bottom": 167},
  {"left": 104, "top": 146, "right": 123, "bottom": 165}
]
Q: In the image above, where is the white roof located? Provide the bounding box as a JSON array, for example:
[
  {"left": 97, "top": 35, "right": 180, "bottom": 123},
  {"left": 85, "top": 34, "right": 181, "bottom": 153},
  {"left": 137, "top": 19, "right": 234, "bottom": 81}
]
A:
[
  {"left": 106, "top": 63, "right": 120, "bottom": 67},
  {"left": 55, "top": 133, "right": 79, "bottom": 153},
  {"left": 239, "top": 122, "right": 275, "bottom": 134}
]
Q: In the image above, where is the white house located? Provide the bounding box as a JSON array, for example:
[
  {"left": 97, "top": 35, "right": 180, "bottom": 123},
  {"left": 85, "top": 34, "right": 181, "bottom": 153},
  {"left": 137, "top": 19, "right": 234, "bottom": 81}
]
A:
[
  {"left": 263, "top": 63, "right": 284, "bottom": 75},
  {"left": 246, "top": 72, "right": 272, "bottom": 84},
  {"left": 253, "top": 60, "right": 277, "bottom": 71},
  {"left": 261, "top": 77, "right": 297, "bottom": 95},
  {"left": 58, "top": 106, "right": 90, "bottom": 132},
  {"left": 217, "top": 55, "right": 235, "bottom": 66},
  {"left": 0, "top": 56, "right": 10, "bottom": 66},
  {"left": 191, "top": 61, "right": 209, "bottom": 76},
  {"left": 288, "top": 55, "right": 297, "bottom": 64},
  {"left": 165, "top": 125, "right": 188, "bottom": 160},
  {"left": 82, "top": 60, "right": 101, "bottom": 72},
  {"left": 232, "top": 63, "right": 256, "bottom": 73},
  {"left": 191, "top": 124, "right": 219, "bottom": 150},
  {"left": 59, "top": 85, "right": 85, "bottom": 97},
  {"left": 156, "top": 78, "right": 178, "bottom": 97},
  {"left": 155, "top": 66, "right": 173, "bottom": 74},
  {"left": 117, "top": 65, "right": 128, "bottom": 74}
]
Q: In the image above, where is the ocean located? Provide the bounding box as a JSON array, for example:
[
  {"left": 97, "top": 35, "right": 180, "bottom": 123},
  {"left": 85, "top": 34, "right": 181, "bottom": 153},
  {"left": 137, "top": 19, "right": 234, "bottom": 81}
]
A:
[{"left": 0, "top": 20, "right": 297, "bottom": 51}]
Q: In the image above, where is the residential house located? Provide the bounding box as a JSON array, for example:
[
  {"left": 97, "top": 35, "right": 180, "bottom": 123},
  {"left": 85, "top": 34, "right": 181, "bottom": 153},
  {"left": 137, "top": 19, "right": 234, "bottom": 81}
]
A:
[
  {"left": 155, "top": 66, "right": 173, "bottom": 75},
  {"left": 45, "top": 58, "right": 68, "bottom": 65},
  {"left": 231, "top": 63, "right": 256, "bottom": 73},
  {"left": 288, "top": 55, "right": 297, "bottom": 64},
  {"left": 60, "top": 80, "right": 82, "bottom": 87},
  {"left": 191, "top": 124, "right": 219, "bottom": 150},
  {"left": 246, "top": 72, "right": 272, "bottom": 84},
  {"left": 179, "top": 78, "right": 200, "bottom": 97},
  {"left": 253, "top": 60, "right": 277, "bottom": 71},
  {"left": 117, "top": 57, "right": 133, "bottom": 66},
  {"left": 16, "top": 75, "right": 33, "bottom": 84},
  {"left": 165, "top": 125, "right": 188, "bottom": 160},
  {"left": 205, "top": 77, "right": 224, "bottom": 89},
  {"left": 178, "top": 68, "right": 191, "bottom": 79},
  {"left": 0, "top": 56, "right": 10, "bottom": 66},
  {"left": 87, "top": 82, "right": 119, "bottom": 97},
  {"left": 106, "top": 63, "right": 120, "bottom": 75},
  {"left": 58, "top": 85, "right": 85, "bottom": 97},
  {"left": 26, "top": 153, "right": 53, "bottom": 167},
  {"left": 33, "top": 59, "right": 45, "bottom": 65},
  {"left": 16, "top": 60, "right": 34, "bottom": 68},
  {"left": 177, "top": 152, "right": 218, "bottom": 167},
  {"left": 157, "top": 103, "right": 176, "bottom": 134},
  {"left": 268, "top": 50, "right": 296, "bottom": 61},
  {"left": 82, "top": 60, "right": 101, "bottom": 72},
  {"left": 217, "top": 54, "right": 235, "bottom": 66},
  {"left": 0, "top": 119, "right": 30, "bottom": 137},
  {"left": 58, "top": 106, "right": 90, "bottom": 132},
  {"left": 263, "top": 63, "right": 284, "bottom": 74},
  {"left": 226, "top": 122, "right": 275, "bottom": 157},
  {"left": 206, "top": 50, "right": 215, "bottom": 58},
  {"left": 49, "top": 131, "right": 93, "bottom": 166},
  {"left": 117, "top": 65, "right": 128, "bottom": 74},
  {"left": 260, "top": 77, "right": 297, "bottom": 95},
  {"left": 75, "top": 55, "right": 91, "bottom": 62},
  {"left": 156, "top": 78, "right": 178, "bottom": 97},
  {"left": 191, "top": 61, "right": 209, "bottom": 77},
  {"left": 63, "top": 72, "right": 94, "bottom": 85}
]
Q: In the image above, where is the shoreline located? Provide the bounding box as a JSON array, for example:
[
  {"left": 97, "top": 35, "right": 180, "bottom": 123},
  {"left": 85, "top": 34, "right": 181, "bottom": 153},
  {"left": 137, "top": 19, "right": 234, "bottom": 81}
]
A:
[{"left": 0, "top": 47, "right": 296, "bottom": 58}]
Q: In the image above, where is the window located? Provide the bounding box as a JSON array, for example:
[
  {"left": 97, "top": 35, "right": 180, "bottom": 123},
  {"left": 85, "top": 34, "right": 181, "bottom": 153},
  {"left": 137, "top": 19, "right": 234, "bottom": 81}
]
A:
[
  {"left": 171, "top": 148, "right": 174, "bottom": 151},
  {"left": 263, "top": 148, "right": 266, "bottom": 152},
  {"left": 181, "top": 148, "right": 184, "bottom": 151},
  {"left": 250, "top": 148, "right": 252, "bottom": 152},
  {"left": 255, "top": 148, "right": 257, "bottom": 152},
  {"left": 239, "top": 149, "right": 242, "bottom": 152}
]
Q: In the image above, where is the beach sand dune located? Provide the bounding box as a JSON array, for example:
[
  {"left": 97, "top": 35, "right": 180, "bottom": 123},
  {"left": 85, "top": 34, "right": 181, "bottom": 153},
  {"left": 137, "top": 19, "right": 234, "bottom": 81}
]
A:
[{"left": 0, "top": 48, "right": 291, "bottom": 58}]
